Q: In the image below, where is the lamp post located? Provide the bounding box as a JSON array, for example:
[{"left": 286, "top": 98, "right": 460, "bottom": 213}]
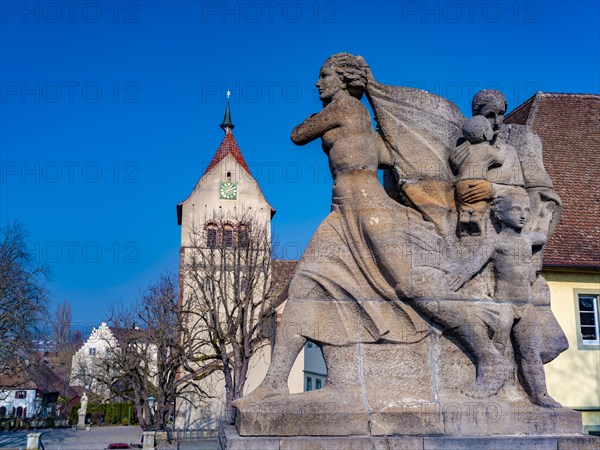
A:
[
  {"left": 146, "top": 395, "right": 155, "bottom": 431},
  {"left": 33, "top": 396, "right": 42, "bottom": 432}
]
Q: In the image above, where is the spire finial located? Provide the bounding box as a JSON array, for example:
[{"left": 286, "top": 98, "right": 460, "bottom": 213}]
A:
[{"left": 220, "top": 91, "right": 234, "bottom": 133}]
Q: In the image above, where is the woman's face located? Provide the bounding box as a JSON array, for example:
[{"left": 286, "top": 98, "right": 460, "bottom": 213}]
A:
[
  {"left": 479, "top": 100, "right": 506, "bottom": 135},
  {"left": 316, "top": 65, "right": 345, "bottom": 101}
]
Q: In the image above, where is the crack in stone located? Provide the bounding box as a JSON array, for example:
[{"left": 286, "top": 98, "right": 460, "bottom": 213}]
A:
[{"left": 357, "top": 309, "right": 373, "bottom": 435}]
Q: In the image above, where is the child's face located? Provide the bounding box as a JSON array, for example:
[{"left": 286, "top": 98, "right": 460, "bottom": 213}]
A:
[{"left": 500, "top": 196, "right": 530, "bottom": 229}]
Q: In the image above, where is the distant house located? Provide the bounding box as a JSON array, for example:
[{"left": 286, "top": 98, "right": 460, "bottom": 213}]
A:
[
  {"left": 505, "top": 92, "right": 600, "bottom": 435},
  {"left": 70, "top": 322, "right": 119, "bottom": 397},
  {"left": 0, "top": 354, "right": 79, "bottom": 422},
  {"left": 70, "top": 322, "right": 158, "bottom": 401}
]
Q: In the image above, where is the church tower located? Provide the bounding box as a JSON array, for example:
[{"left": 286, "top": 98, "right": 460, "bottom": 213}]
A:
[
  {"left": 177, "top": 93, "right": 275, "bottom": 248},
  {"left": 175, "top": 96, "right": 276, "bottom": 425}
]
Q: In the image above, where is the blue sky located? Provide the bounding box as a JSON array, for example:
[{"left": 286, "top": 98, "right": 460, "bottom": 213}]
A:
[{"left": 2, "top": 0, "right": 599, "bottom": 332}]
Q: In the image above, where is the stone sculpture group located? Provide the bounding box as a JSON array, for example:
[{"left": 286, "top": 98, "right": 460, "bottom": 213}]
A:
[{"left": 234, "top": 53, "right": 579, "bottom": 437}]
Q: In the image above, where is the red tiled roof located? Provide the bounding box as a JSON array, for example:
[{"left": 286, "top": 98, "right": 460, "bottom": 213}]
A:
[
  {"left": 505, "top": 92, "right": 600, "bottom": 269},
  {"left": 177, "top": 128, "right": 276, "bottom": 225},
  {"left": 0, "top": 357, "right": 71, "bottom": 396},
  {"left": 270, "top": 259, "right": 298, "bottom": 309},
  {"left": 203, "top": 130, "right": 252, "bottom": 177}
]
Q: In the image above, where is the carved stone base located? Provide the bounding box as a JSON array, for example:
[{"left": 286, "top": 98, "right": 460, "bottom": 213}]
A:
[
  {"left": 76, "top": 413, "right": 86, "bottom": 430},
  {"left": 235, "top": 390, "right": 582, "bottom": 437},
  {"left": 224, "top": 425, "right": 600, "bottom": 450},
  {"left": 235, "top": 336, "right": 583, "bottom": 437}
]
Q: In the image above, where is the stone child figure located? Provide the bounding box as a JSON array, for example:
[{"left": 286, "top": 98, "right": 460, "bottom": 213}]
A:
[
  {"left": 452, "top": 90, "right": 524, "bottom": 207},
  {"left": 454, "top": 188, "right": 560, "bottom": 407},
  {"left": 455, "top": 115, "right": 502, "bottom": 235}
]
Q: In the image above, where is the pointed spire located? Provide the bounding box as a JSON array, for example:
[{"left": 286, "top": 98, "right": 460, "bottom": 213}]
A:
[{"left": 220, "top": 90, "right": 234, "bottom": 133}]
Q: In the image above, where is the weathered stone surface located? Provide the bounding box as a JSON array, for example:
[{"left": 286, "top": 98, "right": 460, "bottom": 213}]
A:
[
  {"left": 236, "top": 388, "right": 369, "bottom": 436},
  {"left": 226, "top": 427, "right": 279, "bottom": 450},
  {"left": 237, "top": 391, "right": 581, "bottom": 437},
  {"left": 422, "top": 436, "right": 558, "bottom": 449},
  {"left": 226, "top": 426, "right": 600, "bottom": 450},
  {"left": 279, "top": 436, "right": 422, "bottom": 450},
  {"left": 557, "top": 434, "right": 600, "bottom": 449}
]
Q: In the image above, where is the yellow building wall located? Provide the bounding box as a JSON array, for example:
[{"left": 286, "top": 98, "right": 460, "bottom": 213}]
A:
[
  {"left": 544, "top": 270, "right": 600, "bottom": 432},
  {"left": 244, "top": 344, "right": 305, "bottom": 395}
]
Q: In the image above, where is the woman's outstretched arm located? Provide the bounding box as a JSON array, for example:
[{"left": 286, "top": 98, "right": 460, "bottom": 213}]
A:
[{"left": 291, "top": 100, "right": 343, "bottom": 145}]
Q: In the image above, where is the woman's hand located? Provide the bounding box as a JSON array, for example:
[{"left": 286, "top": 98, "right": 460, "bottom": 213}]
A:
[{"left": 457, "top": 180, "right": 492, "bottom": 204}]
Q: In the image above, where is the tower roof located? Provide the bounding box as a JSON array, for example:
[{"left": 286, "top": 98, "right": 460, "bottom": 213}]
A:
[
  {"left": 220, "top": 91, "right": 234, "bottom": 132},
  {"left": 177, "top": 100, "right": 276, "bottom": 226},
  {"left": 203, "top": 130, "right": 252, "bottom": 177}
]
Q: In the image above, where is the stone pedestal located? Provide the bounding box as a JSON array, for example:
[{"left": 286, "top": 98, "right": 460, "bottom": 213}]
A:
[
  {"left": 76, "top": 413, "right": 86, "bottom": 430},
  {"left": 236, "top": 389, "right": 582, "bottom": 437},
  {"left": 26, "top": 432, "right": 42, "bottom": 450},
  {"left": 142, "top": 431, "right": 156, "bottom": 449},
  {"left": 224, "top": 425, "right": 600, "bottom": 450},
  {"left": 235, "top": 336, "right": 585, "bottom": 438}
]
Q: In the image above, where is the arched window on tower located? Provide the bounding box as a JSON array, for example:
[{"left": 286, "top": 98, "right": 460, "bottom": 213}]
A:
[
  {"left": 238, "top": 224, "right": 250, "bottom": 247},
  {"left": 205, "top": 223, "right": 218, "bottom": 248},
  {"left": 204, "top": 278, "right": 213, "bottom": 294},
  {"left": 223, "top": 224, "right": 234, "bottom": 248}
]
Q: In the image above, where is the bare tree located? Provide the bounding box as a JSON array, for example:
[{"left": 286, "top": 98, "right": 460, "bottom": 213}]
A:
[
  {"left": 70, "top": 212, "right": 282, "bottom": 427},
  {"left": 52, "top": 300, "right": 72, "bottom": 353},
  {"left": 0, "top": 222, "right": 48, "bottom": 382},
  {"left": 180, "top": 211, "right": 279, "bottom": 421},
  {"left": 71, "top": 273, "right": 214, "bottom": 431}
]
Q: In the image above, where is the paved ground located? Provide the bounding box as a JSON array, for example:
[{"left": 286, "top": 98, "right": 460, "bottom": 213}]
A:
[{"left": 0, "top": 426, "right": 145, "bottom": 450}]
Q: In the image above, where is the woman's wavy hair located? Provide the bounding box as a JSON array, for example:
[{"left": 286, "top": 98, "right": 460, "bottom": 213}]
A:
[{"left": 323, "top": 52, "right": 369, "bottom": 99}]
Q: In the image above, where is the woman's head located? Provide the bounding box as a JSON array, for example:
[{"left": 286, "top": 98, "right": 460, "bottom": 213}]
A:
[
  {"left": 320, "top": 52, "right": 368, "bottom": 99},
  {"left": 471, "top": 89, "right": 507, "bottom": 134}
]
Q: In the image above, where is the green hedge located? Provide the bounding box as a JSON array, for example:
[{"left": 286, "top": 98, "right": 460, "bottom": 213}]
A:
[
  {"left": 69, "top": 404, "right": 79, "bottom": 425},
  {"left": 69, "top": 402, "right": 138, "bottom": 426}
]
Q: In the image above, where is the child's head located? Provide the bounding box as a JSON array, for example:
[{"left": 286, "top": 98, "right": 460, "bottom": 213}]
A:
[
  {"left": 462, "top": 115, "right": 494, "bottom": 144},
  {"left": 491, "top": 188, "right": 530, "bottom": 230}
]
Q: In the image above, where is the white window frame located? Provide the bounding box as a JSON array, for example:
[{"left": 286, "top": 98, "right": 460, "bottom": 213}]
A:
[{"left": 574, "top": 290, "right": 600, "bottom": 349}]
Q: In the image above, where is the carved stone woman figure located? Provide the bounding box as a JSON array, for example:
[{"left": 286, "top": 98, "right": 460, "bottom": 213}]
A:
[{"left": 78, "top": 392, "right": 88, "bottom": 415}]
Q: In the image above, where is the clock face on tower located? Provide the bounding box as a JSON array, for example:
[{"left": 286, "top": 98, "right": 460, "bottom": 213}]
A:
[{"left": 219, "top": 181, "right": 238, "bottom": 200}]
